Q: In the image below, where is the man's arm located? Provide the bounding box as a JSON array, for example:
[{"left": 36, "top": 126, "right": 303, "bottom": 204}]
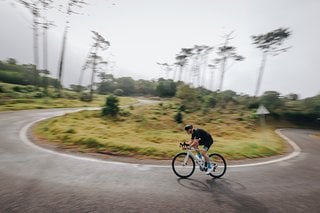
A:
[{"left": 189, "top": 138, "right": 200, "bottom": 148}]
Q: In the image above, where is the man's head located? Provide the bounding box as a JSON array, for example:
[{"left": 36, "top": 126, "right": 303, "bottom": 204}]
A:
[{"left": 184, "top": 124, "right": 193, "bottom": 134}]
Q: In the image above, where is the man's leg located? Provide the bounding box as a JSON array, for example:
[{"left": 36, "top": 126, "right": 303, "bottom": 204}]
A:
[{"left": 201, "top": 146, "right": 211, "bottom": 163}]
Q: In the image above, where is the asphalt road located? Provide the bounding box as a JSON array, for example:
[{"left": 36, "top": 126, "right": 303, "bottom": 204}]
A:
[{"left": 0, "top": 109, "right": 320, "bottom": 213}]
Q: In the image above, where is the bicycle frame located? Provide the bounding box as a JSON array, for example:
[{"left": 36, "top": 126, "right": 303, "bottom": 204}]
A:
[{"left": 184, "top": 148, "right": 207, "bottom": 171}]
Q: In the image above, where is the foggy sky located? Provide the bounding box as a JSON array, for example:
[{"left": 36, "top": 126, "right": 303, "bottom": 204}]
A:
[{"left": 0, "top": 0, "right": 319, "bottom": 98}]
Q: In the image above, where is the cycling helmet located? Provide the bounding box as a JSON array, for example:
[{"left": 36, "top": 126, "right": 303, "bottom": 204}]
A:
[{"left": 184, "top": 124, "right": 193, "bottom": 131}]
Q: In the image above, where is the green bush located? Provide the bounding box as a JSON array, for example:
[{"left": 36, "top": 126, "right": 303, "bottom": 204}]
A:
[
  {"left": 102, "top": 95, "right": 119, "bottom": 117},
  {"left": 174, "top": 111, "right": 183, "bottom": 123},
  {"left": 33, "top": 92, "right": 45, "bottom": 98},
  {"left": 205, "top": 95, "right": 217, "bottom": 108},
  {"left": 80, "top": 93, "right": 92, "bottom": 102},
  {"left": 113, "top": 89, "right": 124, "bottom": 96}
]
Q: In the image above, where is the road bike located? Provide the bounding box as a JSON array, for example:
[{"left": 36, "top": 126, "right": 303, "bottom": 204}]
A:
[{"left": 172, "top": 142, "right": 227, "bottom": 178}]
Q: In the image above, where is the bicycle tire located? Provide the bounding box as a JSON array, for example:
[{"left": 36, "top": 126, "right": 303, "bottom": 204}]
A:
[
  {"left": 208, "top": 153, "right": 227, "bottom": 178},
  {"left": 172, "top": 152, "right": 195, "bottom": 178}
]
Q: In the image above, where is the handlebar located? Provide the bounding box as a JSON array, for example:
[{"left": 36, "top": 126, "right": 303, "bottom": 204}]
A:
[
  {"left": 179, "top": 142, "right": 199, "bottom": 151},
  {"left": 180, "top": 142, "right": 190, "bottom": 149}
]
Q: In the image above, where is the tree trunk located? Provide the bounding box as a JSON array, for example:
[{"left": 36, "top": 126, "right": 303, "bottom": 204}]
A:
[
  {"left": 57, "top": 26, "right": 68, "bottom": 91},
  {"left": 218, "top": 56, "right": 227, "bottom": 91},
  {"left": 254, "top": 51, "right": 268, "bottom": 97},
  {"left": 89, "top": 46, "right": 99, "bottom": 99},
  {"left": 33, "top": 13, "right": 39, "bottom": 86},
  {"left": 178, "top": 65, "right": 183, "bottom": 81},
  {"left": 43, "top": 13, "right": 49, "bottom": 93},
  {"left": 210, "top": 69, "right": 215, "bottom": 91}
]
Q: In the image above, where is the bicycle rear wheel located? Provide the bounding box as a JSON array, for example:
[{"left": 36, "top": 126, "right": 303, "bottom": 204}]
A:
[
  {"left": 172, "top": 152, "right": 195, "bottom": 178},
  {"left": 208, "top": 153, "right": 227, "bottom": 178}
]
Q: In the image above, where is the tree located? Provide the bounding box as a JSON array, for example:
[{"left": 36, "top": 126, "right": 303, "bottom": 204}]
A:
[
  {"left": 115, "top": 77, "right": 135, "bottom": 95},
  {"left": 285, "top": 93, "right": 299, "bottom": 101},
  {"left": 259, "top": 91, "right": 283, "bottom": 112},
  {"left": 6, "top": 58, "right": 17, "bottom": 65},
  {"left": 40, "top": 0, "right": 54, "bottom": 92},
  {"left": 207, "top": 64, "right": 217, "bottom": 91},
  {"left": 102, "top": 95, "right": 119, "bottom": 117},
  {"left": 57, "top": 0, "right": 87, "bottom": 91},
  {"left": 87, "top": 31, "right": 110, "bottom": 99},
  {"left": 251, "top": 28, "right": 291, "bottom": 96},
  {"left": 175, "top": 48, "right": 193, "bottom": 82},
  {"left": 134, "top": 79, "right": 156, "bottom": 95},
  {"left": 156, "top": 79, "right": 176, "bottom": 97},
  {"left": 215, "top": 31, "right": 244, "bottom": 91},
  {"left": 188, "top": 45, "right": 213, "bottom": 88},
  {"left": 157, "top": 62, "right": 172, "bottom": 79},
  {"left": 176, "top": 84, "right": 200, "bottom": 110},
  {"left": 17, "top": 0, "right": 41, "bottom": 85}
]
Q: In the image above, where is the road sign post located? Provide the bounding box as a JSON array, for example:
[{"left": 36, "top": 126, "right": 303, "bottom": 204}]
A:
[{"left": 256, "top": 105, "right": 270, "bottom": 126}]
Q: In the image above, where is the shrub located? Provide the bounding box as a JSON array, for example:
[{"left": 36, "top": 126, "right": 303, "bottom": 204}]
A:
[
  {"left": 80, "top": 93, "right": 92, "bottom": 102},
  {"left": 174, "top": 111, "right": 183, "bottom": 123},
  {"left": 113, "top": 89, "right": 124, "bottom": 96},
  {"left": 102, "top": 95, "right": 119, "bottom": 117},
  {"left": 33, "top": 92, "right": 45, "bottom": 98},
  {"left": 205, "top": 95, "right": 217, "bottom": 108}
]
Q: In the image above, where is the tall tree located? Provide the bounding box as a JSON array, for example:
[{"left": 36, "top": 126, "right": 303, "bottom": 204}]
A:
[
  {"left": 251, "top": 28, "right": 291, "bottom": 96},
  {"left": 175, "top": 48, "right": 193, "bottom": 82},
  {"left": 88, "top": 31, "right": 110, "bottom": 99},
  {"left": 40, "top": 0, "right": 53, "bottom": 74},
  {"left": 208, "top": 64, "right": 217, "bottom": 91},
  {"left": 190, "top": 45, "right": 213, "bottom": 88},
  {"left": 40, "top": 0, "right": 54, "bottom": 93},
  {"left": 17, "top": 0, "right": 41, "bottom": 85},
  {"left": 156, "top": 62, "right": 172, "bottom": 79},
  {"left": 215, "top": 31, "right": 244, "bottom": 91},
  {"left": 57, "top": 0, "right": 87, "bottom": 91}
]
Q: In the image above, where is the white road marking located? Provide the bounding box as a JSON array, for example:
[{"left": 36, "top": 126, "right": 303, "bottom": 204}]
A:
[
  {"left": 228, "top": 129, "right": 301, "bottom": 168},
  {"left": 20, "top": 111, "right": 301, "bottom": 169}
]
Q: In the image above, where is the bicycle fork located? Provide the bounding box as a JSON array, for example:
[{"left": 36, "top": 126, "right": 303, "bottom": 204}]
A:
[{"left": 183, "top": 152, "right": 190, "bottom": 166}]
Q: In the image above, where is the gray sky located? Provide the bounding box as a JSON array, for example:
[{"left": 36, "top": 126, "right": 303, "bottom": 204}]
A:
[{"left": 0, "top": 0, "right": 319, "bottom": 98}]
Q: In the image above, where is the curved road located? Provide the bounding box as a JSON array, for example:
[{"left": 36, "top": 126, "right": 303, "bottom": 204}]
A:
[{"left": 0, "top": 109, "right": 319, "bottom": 212}]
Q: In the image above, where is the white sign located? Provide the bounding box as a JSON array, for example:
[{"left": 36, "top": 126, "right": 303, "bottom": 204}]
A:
[{"left": 256, "top": 105, "right": 270, "bottom": 115}]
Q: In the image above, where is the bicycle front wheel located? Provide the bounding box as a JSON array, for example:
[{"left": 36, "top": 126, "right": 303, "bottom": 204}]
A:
[
  {"left": 208, "top": 153, "right": 227, "bottom": 178},
  {"left": 172, "top": 152, "right": 195, "bottom": 178}
]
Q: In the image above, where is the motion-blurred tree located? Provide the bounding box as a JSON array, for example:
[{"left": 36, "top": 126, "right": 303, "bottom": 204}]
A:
[
  {"left": 156, "top": 79, "right": 176, "bottom": 97},
  {"left": 6, "top": 58, "right": 17, "bottom": 65},
  {"left": 116, "top": 77, "right": 135, "bottom": 95},
  {"left": 57, "top": 0, "right": 88, "bottom": 92},
  {"left": 251, "top": 28, "right": 291, "bottom": 96},
  {"left": 175, "top": 48, "right": 193, "bottom": 82},
  {"left": 87, "top": 31, "right": 110, "bottom": 99},
  {"left": 259, "top": 91, "right": 284, "bottom": 112},
  {"left": 17, "top": 0, "right": 41, "bottom": 85},
  {"left": 215, "top": 31, "right": 244, "bottom": 91}
]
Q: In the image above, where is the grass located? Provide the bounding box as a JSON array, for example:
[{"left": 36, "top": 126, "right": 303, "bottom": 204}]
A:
[
  {"left": 33, "top": 101, "right": 287, "bottom": 160},
  {"left": 314, "top": 133, "right": 320, "bottom": 138}
]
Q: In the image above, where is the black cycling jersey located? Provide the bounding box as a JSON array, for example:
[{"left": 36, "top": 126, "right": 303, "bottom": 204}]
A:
[{"left": 191, "top": 128, "right": 213, "bottom": 148}]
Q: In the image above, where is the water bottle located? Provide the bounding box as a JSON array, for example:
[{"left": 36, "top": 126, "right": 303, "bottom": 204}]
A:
[
  {"left": 195, "top": 153, "right": 201, "bottom": 161},
  {"left": 197, "top": 153, "right": 203, "bottom": 160}
]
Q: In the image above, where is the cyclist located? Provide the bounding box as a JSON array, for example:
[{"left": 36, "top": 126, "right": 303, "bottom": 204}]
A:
[{"left": 184, "top": 124, "right": 214, "bottom": 174}]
